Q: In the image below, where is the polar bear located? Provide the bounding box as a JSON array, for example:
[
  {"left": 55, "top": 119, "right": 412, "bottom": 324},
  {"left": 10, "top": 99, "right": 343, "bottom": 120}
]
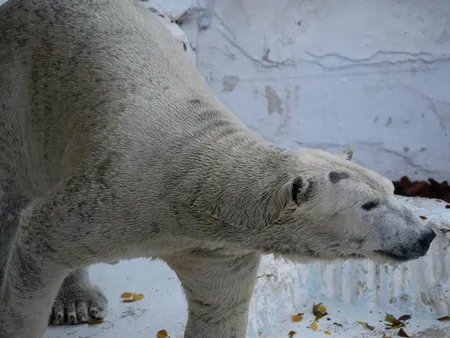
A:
[{"left": 0, "top": 0, "right": 436, "bottom": 337}]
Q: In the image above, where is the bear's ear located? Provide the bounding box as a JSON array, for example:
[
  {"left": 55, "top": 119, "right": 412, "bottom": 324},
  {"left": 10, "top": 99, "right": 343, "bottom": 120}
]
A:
[
  {"left": 290, "top": 176, "right": 313, "bottom": 205},
  {"left": 339, "top": 145, "right": 353, "bottom": 161}
]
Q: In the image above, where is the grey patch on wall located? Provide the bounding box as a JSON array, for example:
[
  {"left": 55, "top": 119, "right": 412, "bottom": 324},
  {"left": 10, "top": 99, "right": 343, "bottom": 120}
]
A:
[
  {"left": 264, "top": 86, "right": 282, "bottom": 114},
  {"left": 385, "top": 116, "right": 392, "bottom": 127},
  {"left": 222, "top": 76, "right": 240, "bottom": 92}
]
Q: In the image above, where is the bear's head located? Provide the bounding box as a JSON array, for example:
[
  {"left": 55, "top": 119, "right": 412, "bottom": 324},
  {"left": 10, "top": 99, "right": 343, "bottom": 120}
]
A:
[{"left": 263, "top": 147, "right": 436, "bottom": 264}]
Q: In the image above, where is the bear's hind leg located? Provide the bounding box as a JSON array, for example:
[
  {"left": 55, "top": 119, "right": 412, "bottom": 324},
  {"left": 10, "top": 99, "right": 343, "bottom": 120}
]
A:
[{"left": 49, "top": 267, "right": 107, "bottom": 325}]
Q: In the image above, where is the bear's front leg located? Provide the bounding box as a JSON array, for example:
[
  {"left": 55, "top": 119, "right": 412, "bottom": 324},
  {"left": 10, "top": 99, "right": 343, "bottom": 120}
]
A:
[
  {"left": 0, "top": 201, "right": 72, "bottom": 338},
  {"left": 165, "top": 251, "right": 261, "bottom": 338}
]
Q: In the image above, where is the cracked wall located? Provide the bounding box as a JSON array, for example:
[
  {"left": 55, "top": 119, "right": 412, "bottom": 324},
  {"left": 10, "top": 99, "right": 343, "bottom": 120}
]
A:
[{"left": 189, "top": 0, "right": 450, "bottom": 181}]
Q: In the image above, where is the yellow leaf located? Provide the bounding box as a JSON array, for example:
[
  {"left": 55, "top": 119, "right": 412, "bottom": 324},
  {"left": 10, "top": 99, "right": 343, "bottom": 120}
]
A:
[
  {"left": 313, "top": 303, "right": 328, "bottom": 321},
  {"left": 292, "top": 313, "right": 304, "bottom": 323},
  {"left": 324, "top": 331, "right": 331, "bottom": 335},
  {"left": 385, "top": 314, "right": 395, "bottom": 323},
  {"left": 356, "top": 321, "right": 375, "bottom": 331},
  {"left": 132, "top": 293, "right": 144, "bottom": 301},
  {"left": 121, "top": 292, "right": 133, "bottom": 298},
  {"left": 156, "top": 329, "right": 169, "bottom": 338},
  {"left": 316, "top": 304, "right": 327, "bottom": 313},
  {"left": 311, "top": 322, "right": 319, "bottom": 331}
]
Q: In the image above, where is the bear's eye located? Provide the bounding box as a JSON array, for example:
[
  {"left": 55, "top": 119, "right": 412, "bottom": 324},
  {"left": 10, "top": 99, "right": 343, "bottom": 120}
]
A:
[{"left": 362, "top": 201, "right": 378, "bottom": 211}]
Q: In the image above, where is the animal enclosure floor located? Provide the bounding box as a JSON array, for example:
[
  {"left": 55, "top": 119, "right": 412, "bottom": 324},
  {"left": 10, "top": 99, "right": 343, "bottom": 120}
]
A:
[
  {"left": 43, "top": 258, "right": 450, "bottom": 338},
  {"left": 45, "top": 197, "right": 450, "bottom": 338}
]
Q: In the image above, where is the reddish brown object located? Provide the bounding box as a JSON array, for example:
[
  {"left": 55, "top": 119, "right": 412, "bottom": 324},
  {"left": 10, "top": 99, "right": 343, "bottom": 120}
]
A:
[{"left": 393, "top": 176, "right": 450, "bottom": 203}]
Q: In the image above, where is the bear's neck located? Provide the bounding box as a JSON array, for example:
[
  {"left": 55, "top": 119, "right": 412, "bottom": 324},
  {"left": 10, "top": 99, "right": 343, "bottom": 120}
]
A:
[{"left": 190, "top": 138, "right": 291, "bottom": 234}]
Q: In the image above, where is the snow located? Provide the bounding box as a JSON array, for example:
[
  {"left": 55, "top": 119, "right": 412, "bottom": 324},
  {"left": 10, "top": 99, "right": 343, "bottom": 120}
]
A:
[{"left": 44, "top": 196, "right": 450, "bottom": 338}]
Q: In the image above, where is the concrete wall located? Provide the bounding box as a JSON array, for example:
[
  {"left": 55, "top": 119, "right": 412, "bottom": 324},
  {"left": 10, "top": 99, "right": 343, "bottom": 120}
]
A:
[
  {"left": 185, "top": 0, "right": 450, "bottom": 181},
  {"left": 3, "top": 0, "right": 450, "bottom": 180}
]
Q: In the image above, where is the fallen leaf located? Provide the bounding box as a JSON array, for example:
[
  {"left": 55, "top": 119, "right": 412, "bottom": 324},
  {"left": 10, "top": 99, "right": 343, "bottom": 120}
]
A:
[
  {"left": 419, "top": 215, "right": 427, "bottom": 220},
  {"left": 384, "top": 313, "right": 405, "bottom": 329},
  {"left": 385, "top": 314, "right": 396, "bottom": 323},
  {"left": 313, "top": 303, "right": 328, "bottom": 321},
  {"left": 156, "top": 330, "right": 169, "bottom": 338},
  {"left": 288, "top": 331, "right": 296, "bottom": 337},
  {"left": 397, "top": 328, "right": 410, "bottom": 337},
  {"left": 88, "top": 318, "right": 104, "bottom": 325},
  {"left": 122, "top": 299, "right": 137, "bottom": 303},
  {"left": 438, "top": 316, "right": 450, "bottom": 321},
  {"left": 366, "top": 323, "right": 375, "bottom": 331},
  {"left": 382, "top": 334, "right": 391, "bottom": 338},
  {"left": 324, "top": 331, "right": 331, "bottom": 335},
  {"left": 390, "top": 323, "right": 406, "bottom": 330},
  {"left": 311, "top": 321, "right": 318, "bottom": 331},
  {"left": 356, "top": 321, "right": 375, "bottom": 331},
  {"left": 121, "top": 292, "right": 133, "bottom": 298},
  {"left": 398, "top": 315, "right": 411, "bottom": 321},
  {"left": 292, "top": 313, "right": 304, "bottom": 323},
  {"left": 132, "top": 293, "right": 144, "bottom": 301}
]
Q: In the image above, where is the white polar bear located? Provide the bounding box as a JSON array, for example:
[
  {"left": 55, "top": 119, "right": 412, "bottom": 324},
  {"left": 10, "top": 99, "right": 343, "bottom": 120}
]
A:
[{"left": 0, "top": 0, "right": 436, "bottom": 337}]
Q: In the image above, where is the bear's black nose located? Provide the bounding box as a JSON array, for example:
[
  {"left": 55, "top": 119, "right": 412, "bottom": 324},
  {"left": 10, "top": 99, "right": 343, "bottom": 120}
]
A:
[{"left": 418, "top": 229, "right": 436, "bottom": 250}]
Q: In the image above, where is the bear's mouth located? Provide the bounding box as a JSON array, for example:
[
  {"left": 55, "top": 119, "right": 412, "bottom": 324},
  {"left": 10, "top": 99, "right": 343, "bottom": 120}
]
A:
[
  {"left": 348, "top": 251, "right": 417, "bottom": 262},
  {"left": 373, "top": 250, "right": 418, "bottom": 262}
]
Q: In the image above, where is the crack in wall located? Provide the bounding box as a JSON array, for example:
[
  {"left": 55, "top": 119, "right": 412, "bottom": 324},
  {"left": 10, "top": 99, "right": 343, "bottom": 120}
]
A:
[{"left": 215, "top": 28, "right": 450, "bottom": 72}]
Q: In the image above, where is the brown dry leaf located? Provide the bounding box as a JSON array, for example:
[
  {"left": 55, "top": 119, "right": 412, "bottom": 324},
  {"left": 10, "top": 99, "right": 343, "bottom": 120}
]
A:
[
  {"left": 156, "top": 329, "right": 169, "bottom": 338},
  {"left": 312, "top": 303, "right": 328, "bottom": 321},
  {"left": 121, "top": 292, "right": 133, "bottom": 298},
  {"left": 132, "top": 293, "right": 144, "bottom": 301},
  {"left": 324, "top": 331, "right": 331, "bottom": 335},
  {"left": 366, "top": 323, "right": 375, "bottom": 331},
  {"left": 88, "top": 318, "right": 104, "bottom": 325},
  {"left": 397, "top": 328, "right": 411, "bottom": 337},
  {"left": 397, "top": 315, "right": 411, "bottom": 321},
  {"left": 122, "top": 299, "right": 137, "bottom": 303},
  {"left": 288, "top": 331, "right": 296, "bottom": 337},
  {"left": 437, "top": 316, "right": 450, "bottom": 321},
  {"left": 311, "top": 322, "right": 318, "bottom": 331},
  {"left": 382, "top": 334, "right": 391, "bottom": 338},
  {"left": 292, "top": 313, "right": 304, "bottom": 323},
  {"left": 419, "top": 216, "right": 427, "bottom": 220}
]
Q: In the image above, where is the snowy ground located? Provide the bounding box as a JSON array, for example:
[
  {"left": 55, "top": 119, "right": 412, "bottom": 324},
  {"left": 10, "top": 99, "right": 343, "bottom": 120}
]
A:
[{"left": 44, "top": 197, "right": 450, "bottom": 338}]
